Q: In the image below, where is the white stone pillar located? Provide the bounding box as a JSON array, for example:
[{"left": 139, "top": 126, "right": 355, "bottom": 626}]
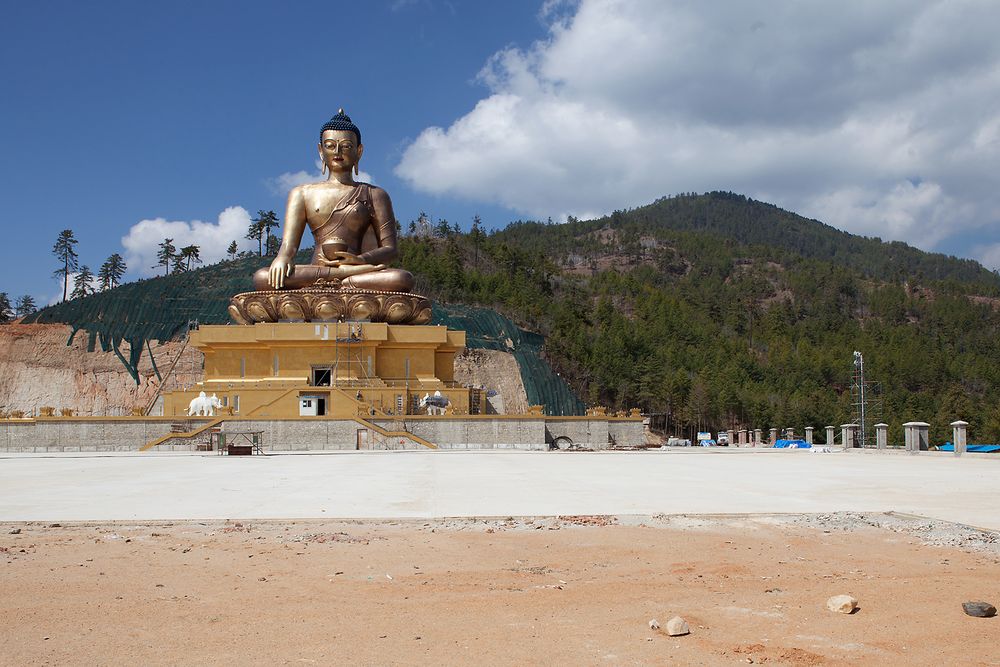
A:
[
  {"left": 874, "top": 423, "right": 888, "bottom": 450},
  {"left": 902, "top": 421, "right": 930, "bottom": 453},
  {"left": 785, "top": 427, "right": 795, "bottom": 439},
  {"left": 738, "top": 430, "right": 748, "bottom": 447},
  {"left": 769, "top": 428, "right": 778, "bottom": 445},
  {"left": 951, "top": 420, "right": 969, "bottom": 456},
  {"left": 841, "top": 423, "right": 858, "bottom": 449},
  {"left": 825, "top": 425, "right": 835, "bottom": 446},
  {"left": 753, "top": 429, "right": 763, "bottom": 446},
  {"left": 804, "top": 427, "right": 814, "bottom": 444},
  {"left": 916, "top": 422, "right": 929, "bottom": 451}
]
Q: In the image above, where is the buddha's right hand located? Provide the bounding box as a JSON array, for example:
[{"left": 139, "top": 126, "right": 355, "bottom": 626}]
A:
[{"left": 269, "top": 258, "right": 294, "bottom": 289}]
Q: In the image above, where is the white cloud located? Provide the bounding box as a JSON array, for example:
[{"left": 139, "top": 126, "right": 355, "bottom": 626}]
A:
[
  {"left": 48, "top": 271, "right": 98, "bottom": 306},
  {"left": 123, "top": 167, "right": 382, "bottom": 281},
  {"left": 47, "top": 285, "right": 63, "bottom": 307},
  {"left": 802, "top": 181, "right": 975, "bottom": 249},
  {"left": 269, "top": 169, "right": 316, "bottom": 195},
  {"left": 396, "top": 0, "right": 1000, "bottom": 255},
  {"left": 121, "top": 206, "right": 257, "bottom": 278},
  {"left": 976, "top": 243, "right": 1000, "bottom": 272},
  {"left": 267, "top": 159, "right": 375, "bottom": 196}
]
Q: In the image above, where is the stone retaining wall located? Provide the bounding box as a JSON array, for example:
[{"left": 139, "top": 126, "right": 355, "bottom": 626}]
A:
[
  {"left": 382, "top": 418, "right": 548, "bottom": 450},
  {"left": 545, "top": 418, "right": 609, "bottom": 449},
  {"left": 0, "top": 418, "right": 204, "bottom": 452},
  {"left": 214, "top": 419, "right": 361, "bottom": 451},
  {"left": 609, "top": 420, "right": 646, "bottom": 447},
  {"left": 0, "top": 416, "right": 645, "bottom": 453}
]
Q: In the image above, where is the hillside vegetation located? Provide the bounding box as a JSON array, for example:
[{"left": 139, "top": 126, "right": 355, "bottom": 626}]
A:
[
  {"left": 403, "top": 192, "right": 1000, "bottom": 444},
  {"left": 25, "top": 192, "right": 1000, "bottom": 442}
]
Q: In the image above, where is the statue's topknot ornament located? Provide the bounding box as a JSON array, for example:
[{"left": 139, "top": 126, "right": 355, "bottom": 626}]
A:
[{"left": 320, "top": 108, "right": 361, "bottom": 144}]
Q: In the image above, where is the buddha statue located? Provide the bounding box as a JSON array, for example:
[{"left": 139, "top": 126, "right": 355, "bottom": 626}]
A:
[
  {"left": 253, "top": 110, "right": 413, "bottom": 293},
  {"left": 230, "top": 110, "right": 430, "bottom": 325}
]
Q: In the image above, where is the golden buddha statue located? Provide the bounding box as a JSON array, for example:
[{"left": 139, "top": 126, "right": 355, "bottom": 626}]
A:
[{"left": 229, "top": 110, "right": 430, "bottom": 325}]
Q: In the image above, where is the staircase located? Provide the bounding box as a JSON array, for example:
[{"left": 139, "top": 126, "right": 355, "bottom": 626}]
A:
[
  {"left": 353, "top": 417, "right": 437, "bottom": 449},
  {"left": 140, "top": 417, "right": 225, "bottom": 451}
]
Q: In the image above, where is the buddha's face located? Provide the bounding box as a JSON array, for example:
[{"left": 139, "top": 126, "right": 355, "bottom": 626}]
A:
[{"left": 319, "top": 129, "right": 363, "bottom": 174}]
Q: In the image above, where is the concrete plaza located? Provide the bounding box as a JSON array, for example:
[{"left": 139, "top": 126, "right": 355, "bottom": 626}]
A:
[{"left": 1, "top": 449, "right": 997, "bottom": 529}]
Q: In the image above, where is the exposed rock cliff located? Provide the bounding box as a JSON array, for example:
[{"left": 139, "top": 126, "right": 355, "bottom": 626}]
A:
[
  {"left": 0, "top": 324, "right": 527, "bottom": 417},
  {"left": 0, "top": 323, "right": 203, "bottom": 416},
  {"left": 453, "top": 348, "right": 529, "bottom": 414}
]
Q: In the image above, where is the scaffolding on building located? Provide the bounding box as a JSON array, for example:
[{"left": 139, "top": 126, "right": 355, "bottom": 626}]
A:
[{"left": 850, "top": 351, "right": 883, "bottom": 448}]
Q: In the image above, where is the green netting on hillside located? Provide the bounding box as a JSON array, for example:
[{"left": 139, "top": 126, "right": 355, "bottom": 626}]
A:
[
  {"left": 431, "top": 304, "right": 586, "bottom": 416},
  {"left": 23, "top": 254, "right": 284, "bottom": 382},
  {"left": 24, "top": 256, "right": 584, "bottom": 413}
]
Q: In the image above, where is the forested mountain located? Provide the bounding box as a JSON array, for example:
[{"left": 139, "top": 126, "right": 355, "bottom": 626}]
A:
[
  {"left": 24, "top": 192, "right": 1000, "bottom": 444},
  {"left": 403, "top": 192, "right": 1000, "bottom": 444}
]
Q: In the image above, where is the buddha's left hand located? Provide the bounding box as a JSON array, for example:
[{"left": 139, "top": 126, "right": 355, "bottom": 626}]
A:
[{"left": 319, "top": 250, "right": 367, "bottom": 266}]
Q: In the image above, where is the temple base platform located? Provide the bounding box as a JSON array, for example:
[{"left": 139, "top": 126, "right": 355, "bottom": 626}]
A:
[{"left": 163, "top": 321, "right": 472, "bottom": 419}]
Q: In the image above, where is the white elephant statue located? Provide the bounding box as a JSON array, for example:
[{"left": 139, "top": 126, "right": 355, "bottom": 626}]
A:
[{"left": 187, "top": 391, "right": 224, "bottom": 416}]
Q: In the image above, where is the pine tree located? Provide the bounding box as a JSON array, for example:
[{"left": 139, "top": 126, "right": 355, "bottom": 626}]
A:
[
  {"left": 442, "top": 236, "right": 464, "bottom": 296},
  {"left": 14, "top": 295, "right": 36, "bottom": 317},
  {"left": 434, "top": 217, "right": 452, "bottom": 238},
  {"left": 265, "top": 235, "right": 280, "bottom": 256},
  {"left": 52, "top": 229, "right": 79, "bottom": 302},
  {"left": 246, "top": 219, "right": 263, "bottom": 256},
  {"left": 97, "top": 253, "right": 127, "bottom": 290},
  {"left": 179, "top": 245, "right": 202, "bottom": 270},
  {"left": 227, "top": 240, "right": 238, "bottom": 261},
  {"left": 70, "top": 265, "right": 95, "bottom": 299},
  {"left": 416, "top": 211, "right": 432, "bottom": 238},
  {"left": 0, "top": 292, "right": 12, "bottom": 323},
  {"left": 257, "top": 210, "right": 280, "bottom": 255},
  {"left": 155, "top": 238, "right": 176, "bottom": 276},
  {"left": 248, "top": 210, "right": 279, "bottom": 256},
  {"left": 470, "top": 215, "right": 485, "bottom": 268}
]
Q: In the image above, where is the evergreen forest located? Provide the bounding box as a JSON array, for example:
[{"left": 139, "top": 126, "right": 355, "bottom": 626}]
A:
[
  {"left": 24, "top": 192, "right": 1000, "bottom": 445},
  {"left": 401, "top": 192, "right": 1000, "bottom": 445}
]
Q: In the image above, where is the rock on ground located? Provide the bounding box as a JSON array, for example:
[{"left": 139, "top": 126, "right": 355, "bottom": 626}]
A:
[
  {"left": 666, "top": 616, "right": 690, "bottom": 636},
  {"left": 827, "top": 594, "right": 858, "bottom": 614},
  {"left": 962, "top": 602, "right": 997, "bottom": 618}
]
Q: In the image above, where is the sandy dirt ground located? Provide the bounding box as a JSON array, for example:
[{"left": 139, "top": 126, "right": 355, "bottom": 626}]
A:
[{"left": 1, "top": 513, "right": 998, "bottom": 666}]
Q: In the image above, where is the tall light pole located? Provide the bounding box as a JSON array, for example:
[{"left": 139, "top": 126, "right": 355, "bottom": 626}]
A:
[{"left": 853, "top": 350, "right": 866, "bottom": 448}]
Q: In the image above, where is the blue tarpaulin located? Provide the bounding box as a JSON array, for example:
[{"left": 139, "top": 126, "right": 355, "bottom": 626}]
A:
[
  {"left": 938, "top": 444, "right": 1000, "bottom": 453},
  {"left": 773, "top": 439, "right": 811, "bottom": 449}
]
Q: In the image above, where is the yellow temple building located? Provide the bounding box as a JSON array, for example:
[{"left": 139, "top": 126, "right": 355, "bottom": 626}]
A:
[{"left": 163, "top": 321, "right": 485, "bottom": 419}]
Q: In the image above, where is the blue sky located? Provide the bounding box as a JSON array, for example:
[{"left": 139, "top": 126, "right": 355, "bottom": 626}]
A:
[
  {"left": 3, "top": 0, "right": 1000, "bottom": 305},
  {"left": 0, "top": 1, "right": 545, "bottom": 301}
]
